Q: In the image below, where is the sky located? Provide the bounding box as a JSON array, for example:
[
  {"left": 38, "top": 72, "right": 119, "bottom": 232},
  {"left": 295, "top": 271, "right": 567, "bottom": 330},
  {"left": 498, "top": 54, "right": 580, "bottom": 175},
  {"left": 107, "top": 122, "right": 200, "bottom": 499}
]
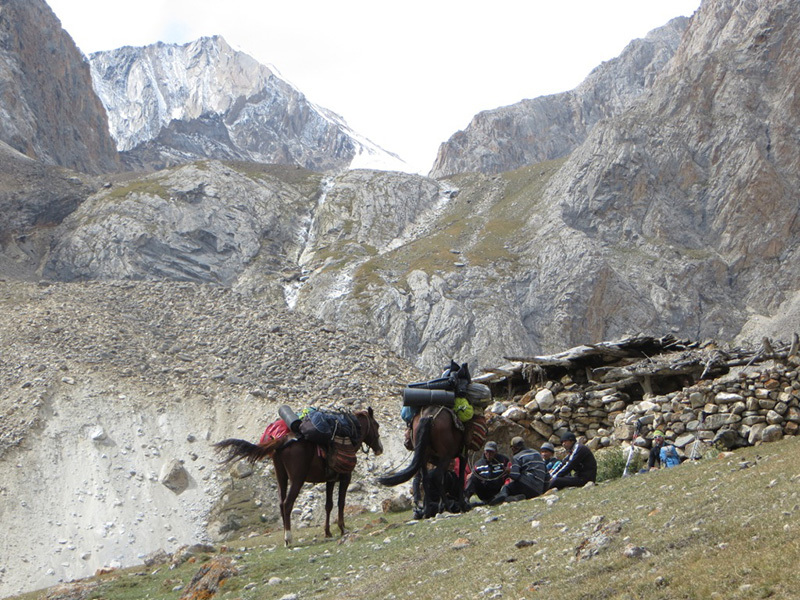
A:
[{"left": 47, "top": 0, "right": 702, "bottom": 175}]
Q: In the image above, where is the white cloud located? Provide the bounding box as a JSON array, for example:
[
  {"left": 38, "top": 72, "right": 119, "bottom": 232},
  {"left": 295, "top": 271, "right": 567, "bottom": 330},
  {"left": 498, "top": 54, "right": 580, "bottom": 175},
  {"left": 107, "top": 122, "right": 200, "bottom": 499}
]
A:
[{"left": 47, "top": 0, "right": 701, "bottom": 174}]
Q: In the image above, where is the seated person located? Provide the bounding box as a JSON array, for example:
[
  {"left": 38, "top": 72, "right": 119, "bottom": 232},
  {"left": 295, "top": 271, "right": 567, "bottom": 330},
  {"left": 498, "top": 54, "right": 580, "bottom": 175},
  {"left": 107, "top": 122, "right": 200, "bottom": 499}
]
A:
[
  {"left": 548, "top": 431, "right": 597, "bottom": 490},
  {"left": 648, "top": 430, "right": 680, "bottom": 469},
  {"left": 540, "top": 441, "right": 562, "bottom": 478},
  {"left": 490, "top": 437, "right": 547, "bottom": 504},
  {"left": 465, "top": 441, "right": 510, "bottom": 504}
]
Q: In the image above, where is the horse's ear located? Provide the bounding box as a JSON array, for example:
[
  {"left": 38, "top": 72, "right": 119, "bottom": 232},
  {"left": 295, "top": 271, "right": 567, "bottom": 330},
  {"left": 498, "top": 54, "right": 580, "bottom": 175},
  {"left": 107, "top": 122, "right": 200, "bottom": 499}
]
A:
[{"left": 368, "top": 406, "right": 374, "bottom": 417}]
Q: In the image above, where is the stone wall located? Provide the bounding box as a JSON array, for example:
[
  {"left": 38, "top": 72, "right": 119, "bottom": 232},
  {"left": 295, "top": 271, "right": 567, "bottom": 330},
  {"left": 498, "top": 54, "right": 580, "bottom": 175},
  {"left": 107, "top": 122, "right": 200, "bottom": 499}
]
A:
[{"left": 486, "top": 363, "right": 800, "bottom": 458}]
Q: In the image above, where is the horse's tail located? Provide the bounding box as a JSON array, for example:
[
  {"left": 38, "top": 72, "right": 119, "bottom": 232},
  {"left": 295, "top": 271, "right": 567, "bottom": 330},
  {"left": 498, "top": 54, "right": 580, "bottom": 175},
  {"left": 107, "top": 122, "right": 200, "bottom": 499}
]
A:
[
  {"left": 214, "top": 437, "right": 283, "bottom": 464},
  {"left": 378, "top": 416, "right": 432, "bottom": 487}
]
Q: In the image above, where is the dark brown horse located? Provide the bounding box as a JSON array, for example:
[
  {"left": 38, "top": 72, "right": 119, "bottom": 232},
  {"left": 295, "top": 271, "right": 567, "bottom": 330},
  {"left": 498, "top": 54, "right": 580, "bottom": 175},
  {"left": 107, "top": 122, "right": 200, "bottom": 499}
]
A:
[
  {"left": 378, "top": 405, "right": 469, "bottom": 518},
  {"left": 215, "top": 407, "right": 382, "bottom": 546}
]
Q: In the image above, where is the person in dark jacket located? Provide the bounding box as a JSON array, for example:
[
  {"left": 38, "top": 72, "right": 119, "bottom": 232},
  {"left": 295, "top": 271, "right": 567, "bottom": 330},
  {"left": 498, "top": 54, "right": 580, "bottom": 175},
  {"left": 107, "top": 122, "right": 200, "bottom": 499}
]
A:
[
  {"left": 465, "top": 441, "right": 510, "bottom": 504},
  {"left": 489, "top": 437, "right": 547, "bottom": 504},
  {"left": 647, "top": 430, "right": 666, "bottom": 470},
  {"left": 548, "top": 431, "right": 597, "bottom": 490}
]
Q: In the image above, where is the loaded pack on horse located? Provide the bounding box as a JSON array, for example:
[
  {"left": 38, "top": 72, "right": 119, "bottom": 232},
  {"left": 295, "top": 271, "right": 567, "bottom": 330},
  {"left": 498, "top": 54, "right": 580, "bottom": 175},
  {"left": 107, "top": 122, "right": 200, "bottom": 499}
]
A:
[
  {"left": 215, "top": 405, "right": 382, "bottom": 546},
  {"left": 378, "top": 361, "right": 491, "bottom": 518}
]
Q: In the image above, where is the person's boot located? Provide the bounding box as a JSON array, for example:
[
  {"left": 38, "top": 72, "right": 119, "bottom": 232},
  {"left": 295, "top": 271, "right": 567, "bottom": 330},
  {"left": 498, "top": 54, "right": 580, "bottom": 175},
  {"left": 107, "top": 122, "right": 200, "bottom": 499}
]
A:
[{"left": 489, "top": 491, "right": 508, "bottom": 506}]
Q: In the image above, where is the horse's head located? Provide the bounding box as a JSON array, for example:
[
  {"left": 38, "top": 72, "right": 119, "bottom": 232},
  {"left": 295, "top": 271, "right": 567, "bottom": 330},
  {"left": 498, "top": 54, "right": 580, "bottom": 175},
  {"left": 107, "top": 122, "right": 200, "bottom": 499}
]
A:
[{"left": 359, "top": 407, "right": 383, "bottom": 456}]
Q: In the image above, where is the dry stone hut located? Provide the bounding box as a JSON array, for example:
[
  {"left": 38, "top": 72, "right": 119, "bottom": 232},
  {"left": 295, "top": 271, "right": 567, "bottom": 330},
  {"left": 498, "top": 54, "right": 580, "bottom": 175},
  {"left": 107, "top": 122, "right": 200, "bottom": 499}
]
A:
[{"left": 474, "top": 334, "right": 800, "bottom": 459}]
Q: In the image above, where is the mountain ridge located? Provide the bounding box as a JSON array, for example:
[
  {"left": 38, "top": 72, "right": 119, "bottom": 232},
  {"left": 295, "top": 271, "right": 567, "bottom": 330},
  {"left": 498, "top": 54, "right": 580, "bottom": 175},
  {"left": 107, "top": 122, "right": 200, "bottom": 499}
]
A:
[
  {"left": 429, "top": 16, "right": 690, "bottom": 178},
  {"left": 88, "top": 35, "right": 406, "bottom": 173}
]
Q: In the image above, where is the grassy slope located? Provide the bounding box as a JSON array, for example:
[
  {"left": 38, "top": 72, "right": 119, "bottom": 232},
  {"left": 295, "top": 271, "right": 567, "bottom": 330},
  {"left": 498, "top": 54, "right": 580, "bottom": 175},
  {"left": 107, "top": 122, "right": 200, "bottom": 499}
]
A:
[{"left": 17, "top": 436, "right": 800, "bottom": 600}]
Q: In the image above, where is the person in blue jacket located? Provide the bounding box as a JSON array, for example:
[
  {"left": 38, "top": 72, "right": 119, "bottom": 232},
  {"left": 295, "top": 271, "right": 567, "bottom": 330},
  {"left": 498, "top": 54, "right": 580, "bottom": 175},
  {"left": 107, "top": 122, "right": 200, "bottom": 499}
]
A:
[{"left": 648, "top": 430, "right": 681, "bottom": 470}]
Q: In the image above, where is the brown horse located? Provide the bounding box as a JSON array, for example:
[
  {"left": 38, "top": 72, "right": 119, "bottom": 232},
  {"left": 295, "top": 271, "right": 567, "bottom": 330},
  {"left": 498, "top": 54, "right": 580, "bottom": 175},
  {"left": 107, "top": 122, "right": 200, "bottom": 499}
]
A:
[
  {"left": 378, "top": 405, "right": 469, "bottom": 518},
  {"left": 215, "top": 407, "right": 382, "bottom": 546}
]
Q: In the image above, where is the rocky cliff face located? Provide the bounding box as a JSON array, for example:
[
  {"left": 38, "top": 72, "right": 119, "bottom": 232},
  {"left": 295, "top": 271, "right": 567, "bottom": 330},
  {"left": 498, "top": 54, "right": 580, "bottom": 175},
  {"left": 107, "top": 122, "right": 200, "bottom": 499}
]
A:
[
  {"left": 291, "top": 0, "right": 800, "bottom": 369},
  {"left": 89, "top": 37, "right": 403, "bottom": 172},
  {"left": 0, "top": 141, "right": 101, "bottom": 280},
  {"left": 42, "top": 161, "right": 322, "bottom": 288},
  {"left": 537, "top": 0, "right": 800, "bottom": 341},
  {"left": 6, "top": 0, "right": 800, "bottom": 375},
  {"left": 429, "top": 17, "right": 689, "bottom": 178},
  {"left": 0, "top": 0, "right": 119, "bottom": 174}
]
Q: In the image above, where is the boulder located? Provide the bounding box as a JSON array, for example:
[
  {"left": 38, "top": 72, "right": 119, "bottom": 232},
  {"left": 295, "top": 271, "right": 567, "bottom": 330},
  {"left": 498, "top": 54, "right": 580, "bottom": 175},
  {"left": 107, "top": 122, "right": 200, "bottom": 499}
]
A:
[{"left": 159, "top": 459, "right": 190, "bottom": 494}]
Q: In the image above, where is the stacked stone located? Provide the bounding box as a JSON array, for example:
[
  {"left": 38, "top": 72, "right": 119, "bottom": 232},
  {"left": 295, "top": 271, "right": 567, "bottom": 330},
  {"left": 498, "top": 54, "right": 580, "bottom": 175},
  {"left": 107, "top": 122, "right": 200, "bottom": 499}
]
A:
[
  {"left": 487, "top": 364, "right": 800, "bottom": 455},
  {"left": 614, "top": 365, "right": 800, "bottom": 453},
  {"left": 487, "top": 375, "right": 625, "bottom": 451}
]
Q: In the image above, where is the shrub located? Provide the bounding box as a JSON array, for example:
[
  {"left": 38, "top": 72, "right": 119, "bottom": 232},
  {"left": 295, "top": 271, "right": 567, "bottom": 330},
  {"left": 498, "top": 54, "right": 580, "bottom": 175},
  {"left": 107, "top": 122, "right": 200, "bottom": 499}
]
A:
[{"left": 595, "top": 445, "right": 644, "bottom": 482}]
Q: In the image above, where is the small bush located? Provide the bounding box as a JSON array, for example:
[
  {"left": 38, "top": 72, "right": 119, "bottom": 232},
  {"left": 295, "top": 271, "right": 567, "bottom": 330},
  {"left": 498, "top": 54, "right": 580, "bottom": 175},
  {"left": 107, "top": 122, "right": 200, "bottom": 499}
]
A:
[{"left": 595, "top": 445, "right": 644, "bottom": 482}]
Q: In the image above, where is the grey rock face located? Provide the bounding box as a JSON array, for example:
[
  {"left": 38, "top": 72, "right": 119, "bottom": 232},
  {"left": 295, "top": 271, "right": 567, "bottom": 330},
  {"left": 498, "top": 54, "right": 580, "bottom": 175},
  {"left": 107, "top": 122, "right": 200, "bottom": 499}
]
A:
[
  {"left": 429, "top": 17, "right": 689, "bottom": 178},
  {"left": 43, "top": 161, "right": 322, "bottom": 285},
  {"left": 89, "top": 37, "right": 401, "bottom": 172},
  {"left": 11, "top": 0, "right": 800, "bottom": 378},
  {"left": 294, "top": 0, "right": 800, "bottom": 368},
  {"left": 0, "top": 0, "right": 119, "bottom": 174},
  {"left": 541, "top": 0, "right": 800, "bottom": 339},
  {"left": 0, "top": 141, "right": 102, "bottom": 280}
]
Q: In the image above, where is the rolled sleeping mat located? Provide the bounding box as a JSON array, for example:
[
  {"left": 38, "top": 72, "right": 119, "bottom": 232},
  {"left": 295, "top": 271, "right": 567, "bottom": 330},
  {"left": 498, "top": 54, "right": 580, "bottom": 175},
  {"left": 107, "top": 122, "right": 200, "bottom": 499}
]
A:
[
  {"left": 278, "top": 404, "right": 302, "bottom": 433},
  {"left": 402, "top": 388, "right": 455, "bottom": 408},
  {"left": 407, "top": 376, "right": 455, "bottom": 391},
  {"left": 465, "top": 382, "right": 491, "bottom": 405}
]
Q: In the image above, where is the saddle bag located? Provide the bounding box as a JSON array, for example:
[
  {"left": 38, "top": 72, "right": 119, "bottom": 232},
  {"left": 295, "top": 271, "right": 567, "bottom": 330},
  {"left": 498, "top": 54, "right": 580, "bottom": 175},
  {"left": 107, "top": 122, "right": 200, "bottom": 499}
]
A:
[
  {"left": 259, "top": 419, "right": 291, "bottom": 445},
  {"left": 299, "top": 410, "right": 361, "bottom": 445},
  {"left": 329, "top": 438, "right": 358, "bottom": 474},
  {"left": 465, "top": 414, "right": 488, "bottom": 452},
  {"left": 298, "top": 418, "right": 332, "bottom": 445}
]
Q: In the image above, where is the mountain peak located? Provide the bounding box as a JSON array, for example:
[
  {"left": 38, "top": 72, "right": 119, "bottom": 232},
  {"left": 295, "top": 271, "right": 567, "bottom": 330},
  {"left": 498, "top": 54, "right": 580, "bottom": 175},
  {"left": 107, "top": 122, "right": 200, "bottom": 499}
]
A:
[{"left": 88, "top": 37, "right": 401, "bottom": 172}]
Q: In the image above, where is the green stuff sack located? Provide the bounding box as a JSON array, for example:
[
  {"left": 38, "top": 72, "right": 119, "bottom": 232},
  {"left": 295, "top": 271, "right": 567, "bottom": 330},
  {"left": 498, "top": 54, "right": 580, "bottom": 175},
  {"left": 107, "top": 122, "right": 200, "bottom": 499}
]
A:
[{"left": 453, "top": 396, "right": 474, "bottom": 422}]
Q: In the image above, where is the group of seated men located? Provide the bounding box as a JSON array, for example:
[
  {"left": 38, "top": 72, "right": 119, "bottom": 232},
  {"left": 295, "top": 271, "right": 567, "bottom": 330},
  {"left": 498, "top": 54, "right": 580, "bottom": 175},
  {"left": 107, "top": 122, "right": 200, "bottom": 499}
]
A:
[{"left": 465, "top": 431, "right": 598, "bottom": 505}]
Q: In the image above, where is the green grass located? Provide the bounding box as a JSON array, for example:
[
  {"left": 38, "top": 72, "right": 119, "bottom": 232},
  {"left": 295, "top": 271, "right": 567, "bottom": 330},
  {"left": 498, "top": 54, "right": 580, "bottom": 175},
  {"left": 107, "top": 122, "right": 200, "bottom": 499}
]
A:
[
  {"left": 349, "top": 159, "right": 567, "bottom": 300},
  {"left": 16, "top": 437, "right": 800, "bottom": 600},
  {"left": 102, "top": 177, "right": 171, "bottom": 202}
]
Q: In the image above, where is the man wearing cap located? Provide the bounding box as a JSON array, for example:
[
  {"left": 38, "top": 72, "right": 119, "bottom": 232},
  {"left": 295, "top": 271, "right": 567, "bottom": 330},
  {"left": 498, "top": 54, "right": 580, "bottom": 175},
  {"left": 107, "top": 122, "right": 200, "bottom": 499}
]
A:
[
  {"left": 548, "top": 431, "right": 597, "bottom": 490},
  {"left": 489, "top": 437, "right": 548, "bottom": 505},
  {"left": 648, "top": 430, "right": 680, "bottom": 470},
  {"left": 540, "top": 442, "right": 562, "bottom": 478},
  {"left": 464, "top": 441, "right": 510, "bottom": 504},
  {"left": 647, "top": 430, "right": 666, "bottom": 470}
]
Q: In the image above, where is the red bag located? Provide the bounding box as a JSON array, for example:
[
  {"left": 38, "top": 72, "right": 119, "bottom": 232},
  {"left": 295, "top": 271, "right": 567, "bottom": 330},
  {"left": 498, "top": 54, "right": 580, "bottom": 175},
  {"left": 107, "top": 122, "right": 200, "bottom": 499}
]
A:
[{"left": 259, "top": 419, "right": 290, "bottom": 445}]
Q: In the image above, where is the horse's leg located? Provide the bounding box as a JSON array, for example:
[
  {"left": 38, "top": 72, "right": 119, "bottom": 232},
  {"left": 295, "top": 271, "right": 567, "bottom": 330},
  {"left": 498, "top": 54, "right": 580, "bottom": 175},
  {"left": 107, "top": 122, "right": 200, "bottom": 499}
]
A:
[
  {"left": 274, "top": 457, "right": 290, "bottom": 541},
  {"left": 282, "top": 475, "right": 306, "bottom": 547},
  {"left": 337, "top": 473, "right": 351, "bottom": 536},
  {"left": 422, "top": 463, "right": 441, "bottom": 518},
  {"left": 324, "top": 480, "right": 335, "bottom": 538},
  {"left": 278, "top": 446, "right": 312, "bottom": 547}
]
